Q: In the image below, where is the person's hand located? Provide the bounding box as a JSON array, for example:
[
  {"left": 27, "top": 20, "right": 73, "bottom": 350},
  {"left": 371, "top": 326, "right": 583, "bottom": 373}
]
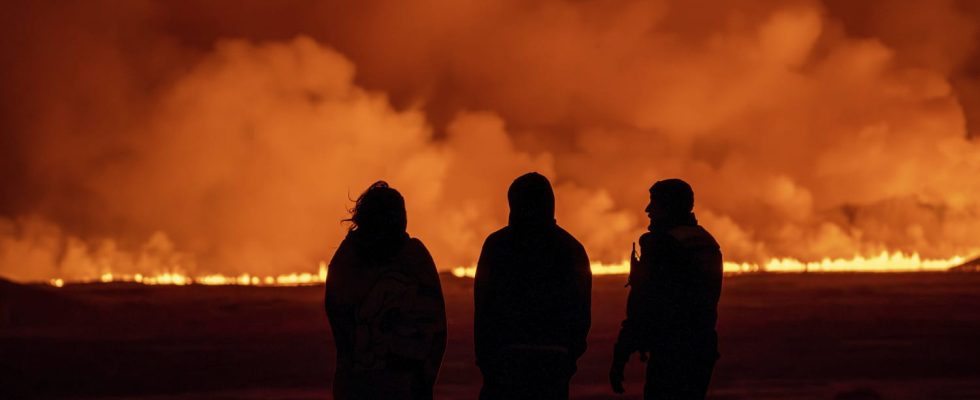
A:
[
  {"left": 611, "top": 340, "right": 635, "bottom": 394},
  {"left": 630, "top": 242, "right": 640, "bottom": 269},
  {"left": 609, "top": 364, "right": 626, "bottom": 394}
]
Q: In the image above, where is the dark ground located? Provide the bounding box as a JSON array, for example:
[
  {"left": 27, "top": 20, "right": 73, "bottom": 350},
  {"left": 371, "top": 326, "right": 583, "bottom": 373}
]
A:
[{"left": 3, "top": 273, "right": 980, "bottom": 399}]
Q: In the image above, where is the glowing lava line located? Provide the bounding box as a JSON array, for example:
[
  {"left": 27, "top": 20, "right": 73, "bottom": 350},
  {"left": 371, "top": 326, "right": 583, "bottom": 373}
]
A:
[
  {"left": 48, "top": 262, "right": 330, "bottom": 287},
  {"left": 41, "top": 251, "right": 974, "bottom": 287},
  {"left": 450, "top": 251, "right": 973, "bottom": 278}
]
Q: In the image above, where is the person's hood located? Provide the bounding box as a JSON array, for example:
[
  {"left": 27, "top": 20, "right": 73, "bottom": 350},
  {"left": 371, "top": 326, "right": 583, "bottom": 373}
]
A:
[{"left": 507, "top": 172, "right": 556, "bottom": 229}]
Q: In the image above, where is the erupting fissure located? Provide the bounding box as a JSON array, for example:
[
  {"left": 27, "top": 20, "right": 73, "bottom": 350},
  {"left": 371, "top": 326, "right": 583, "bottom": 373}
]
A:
[
  {"left": 48, "top": 262, "right": 330, "bottom": 287},
  {"left": 451, "top": 251, "right": 973, "bottom": 278},
  {"left": 42, "top": 251, "right": 974, "bottom": 287}
]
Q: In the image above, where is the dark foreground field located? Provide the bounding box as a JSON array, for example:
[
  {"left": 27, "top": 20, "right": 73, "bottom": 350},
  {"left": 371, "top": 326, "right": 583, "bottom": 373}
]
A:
[{"left": 3, "top": 273, "right": 980, "bottom": 399}]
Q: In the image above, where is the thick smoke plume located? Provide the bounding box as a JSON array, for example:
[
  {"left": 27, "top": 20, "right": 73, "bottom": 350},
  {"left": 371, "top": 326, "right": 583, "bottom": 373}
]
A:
[{"left": 2, "top": 0, "right": 979, "bottom": 281}]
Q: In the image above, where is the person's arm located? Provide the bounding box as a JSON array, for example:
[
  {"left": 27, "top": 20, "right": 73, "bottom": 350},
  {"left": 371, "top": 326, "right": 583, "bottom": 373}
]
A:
[
  {"left": 324, "top": 239, "right": 353, "bottom": 366},
  {"left": 324, "top": 238, "right": 352, "bottom": 321},
  {"left": 569, "top": 241, "right": 592, "bottom": 361},
  {"left": 691, "top": 240, "right": 723, "bottom": 331},
  {"left": 612, "top": 234, "right": 656, "bottom": 361},
  {"left": 473, "top": 236, "right": 495, "bottom": 368},
  {"left": 413, "top": 240, "right": 447, "bottom": 390},
  {"left": 610, "top": 232, "right": 663, "bottom": 393},
  {"left": 706, "top": 246, "right": 724, "bottom": 307}
]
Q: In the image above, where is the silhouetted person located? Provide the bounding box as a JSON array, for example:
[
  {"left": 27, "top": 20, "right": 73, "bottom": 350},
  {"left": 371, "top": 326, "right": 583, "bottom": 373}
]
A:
[
  {"left": 325, "top": 181, "right": 447, "bottom": 400},
  {"left": 474, "top": 172, "right": 592, "bottom": 400},
  {"left": 610, "top": 179, "right": 722, "bottom": 399}
]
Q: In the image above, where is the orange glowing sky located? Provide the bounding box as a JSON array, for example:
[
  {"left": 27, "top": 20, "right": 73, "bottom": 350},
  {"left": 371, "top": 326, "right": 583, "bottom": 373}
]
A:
[{"left": 1, "top": 0, "right": 979, "bottom": 281}]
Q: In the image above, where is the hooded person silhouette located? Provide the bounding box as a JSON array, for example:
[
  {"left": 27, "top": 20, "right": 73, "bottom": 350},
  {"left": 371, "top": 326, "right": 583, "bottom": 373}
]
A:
[
  {"left": 324, "top": 181, "right": 447, "bottom": 400},
  {"left": 610, "top": 179, "right": 723, "bottom": 399},
  {"left": 474, "top": 172, "right": 592, "bottom": 400}
]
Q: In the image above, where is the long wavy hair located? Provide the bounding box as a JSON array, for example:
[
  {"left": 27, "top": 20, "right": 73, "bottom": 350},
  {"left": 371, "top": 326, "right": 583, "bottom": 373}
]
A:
[{"left": 343, "top": 181, "right": 408, "bottom": 262}]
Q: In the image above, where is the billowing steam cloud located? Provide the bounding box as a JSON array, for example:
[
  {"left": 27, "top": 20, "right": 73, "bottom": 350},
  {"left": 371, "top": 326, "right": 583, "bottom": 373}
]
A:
[{"left": 1, "top": 0, "right": 979, "bottom": 281}]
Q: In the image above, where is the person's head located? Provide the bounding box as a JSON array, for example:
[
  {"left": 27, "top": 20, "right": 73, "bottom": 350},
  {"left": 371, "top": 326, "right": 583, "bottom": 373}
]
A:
[
  {"left": 345, "top": 181, "right": 407, "bottom": 235},
  {"left": 646, "top": 178, "right": 695, "bottom": 223},
  {"left": 507, "top": 172, "right": 556, "bottom": 227}
]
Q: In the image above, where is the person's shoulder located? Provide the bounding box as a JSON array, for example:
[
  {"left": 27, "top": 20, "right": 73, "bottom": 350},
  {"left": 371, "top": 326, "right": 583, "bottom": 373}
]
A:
[
  {"left": 554, "top": 225, "right": 586, "bottom": 250},
  {"left": 639, "top": 229, "right": 681, "bottom": 252},
  {"left": 639, "top": 230, "right": 670, "bottom": 245},
  {"left": 639, "top": 231, "right": 656, "bottom": 244},
  {"left": 330, "top": 235, "right": 356, "bottom": 263},
  {"left": 403, "top": 236, "right": 433, "bottom": 257},
  {"left": 406, "top": 236, "right": 425, "bottom": 248},
  {"left": 694, "top": 225, "right": 720, "bottom": 247},
  {"left": 402, "top": 237, "right": 442, "bottom": 283},
  {"left": 483, "top": 226, "right": 511, "bottom": 246},
  {"left": 337, "top": 233, "right": 354, "bottom": 248},
  {"left": 669, "top": 225, "right": 720, "bottom": 250}
]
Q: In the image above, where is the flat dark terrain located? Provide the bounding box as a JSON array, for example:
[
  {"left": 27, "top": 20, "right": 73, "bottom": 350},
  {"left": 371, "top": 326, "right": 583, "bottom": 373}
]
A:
[{"left": 3, "top": 273, "right": 980, "bottom": 399}]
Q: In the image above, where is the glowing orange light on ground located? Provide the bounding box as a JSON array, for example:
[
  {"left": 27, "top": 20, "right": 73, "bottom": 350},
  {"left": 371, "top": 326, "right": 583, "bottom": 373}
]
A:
[{"left": 42, "top": 252, "right": 974, "bottom": 287}]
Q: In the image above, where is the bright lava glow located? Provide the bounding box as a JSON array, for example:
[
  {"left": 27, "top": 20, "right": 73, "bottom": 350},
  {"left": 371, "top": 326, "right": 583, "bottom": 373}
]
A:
[
  {"left": 451, "top": 251, "right": 974, "bottom": 278},
  {"left": 43, "top": 252, "right": 973, "bottom": 287},
  {"left": 47, "top": 262, "right": 330, "bottom": 287}
]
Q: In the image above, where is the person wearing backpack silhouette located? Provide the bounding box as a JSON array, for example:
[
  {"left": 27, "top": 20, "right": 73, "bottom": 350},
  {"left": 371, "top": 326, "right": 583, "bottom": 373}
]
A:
[
  {"left": 474, "top": 172, "right": 592, "bottom": 400},
  {"left": 325, "top": 181, "right": 447, "bottom": 400},
  {"left": 609, "top": 179, "right": 723, "bottom": 400}
]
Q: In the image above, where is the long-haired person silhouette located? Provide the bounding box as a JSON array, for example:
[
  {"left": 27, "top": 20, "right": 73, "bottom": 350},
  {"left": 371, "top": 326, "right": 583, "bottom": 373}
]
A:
[
  {"left": 610, "top": 179, "right": 723, "bottom": 399},
  {"left": 474, "top": 172, "right": 592, "bottom": 400},
  {"left": 324, "top": 181, "right": 447, "bottom": 400}
]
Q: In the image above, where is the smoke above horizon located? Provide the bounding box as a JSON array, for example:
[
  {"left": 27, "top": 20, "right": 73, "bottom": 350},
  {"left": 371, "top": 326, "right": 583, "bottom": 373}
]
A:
[{"left": 2, "top": 0, "right": 980, "bottom": 281}]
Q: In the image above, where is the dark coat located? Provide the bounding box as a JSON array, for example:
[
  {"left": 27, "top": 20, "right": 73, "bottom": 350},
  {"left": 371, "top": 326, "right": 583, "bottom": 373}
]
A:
[
  {"left": 615, "top": 215, "right": 723, "bottom": 361},
  {"left": 324, "top": 234, "right": 447, "bottom": 400},
  {"left": 474, "top": 223, "right": 592, "bottom": 371}
]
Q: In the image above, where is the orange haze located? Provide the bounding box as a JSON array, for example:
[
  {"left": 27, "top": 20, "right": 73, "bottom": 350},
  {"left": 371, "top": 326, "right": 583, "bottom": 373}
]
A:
[{"left": 1, "top": 0, "right": 979, "bottom": 281}]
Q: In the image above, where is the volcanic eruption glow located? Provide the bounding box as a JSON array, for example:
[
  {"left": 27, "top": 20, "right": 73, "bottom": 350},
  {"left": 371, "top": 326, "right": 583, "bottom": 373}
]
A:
[
  {"left": 445, "top": 251, "right": 972, "bottom": 279},
  {"left": 3, "top": 1, "right": 980, "bottom": 284},
  {"left": 42, "top": 250, "right": 975, "bottom": 287},
  {"left": 47, "top": 262, "right": 331, "bottom": 287}
]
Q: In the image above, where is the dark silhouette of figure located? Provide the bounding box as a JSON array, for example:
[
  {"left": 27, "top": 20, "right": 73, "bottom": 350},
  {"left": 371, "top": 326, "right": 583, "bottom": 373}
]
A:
[
  {"left": 610, "top": 179, "right": 723, "bottom": 399},
  {"left": 325, "top": 181, "right": 447, "bottom": 400},
  {"left": 474, "top": 172, "right": 592, "bottom": 400}
]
